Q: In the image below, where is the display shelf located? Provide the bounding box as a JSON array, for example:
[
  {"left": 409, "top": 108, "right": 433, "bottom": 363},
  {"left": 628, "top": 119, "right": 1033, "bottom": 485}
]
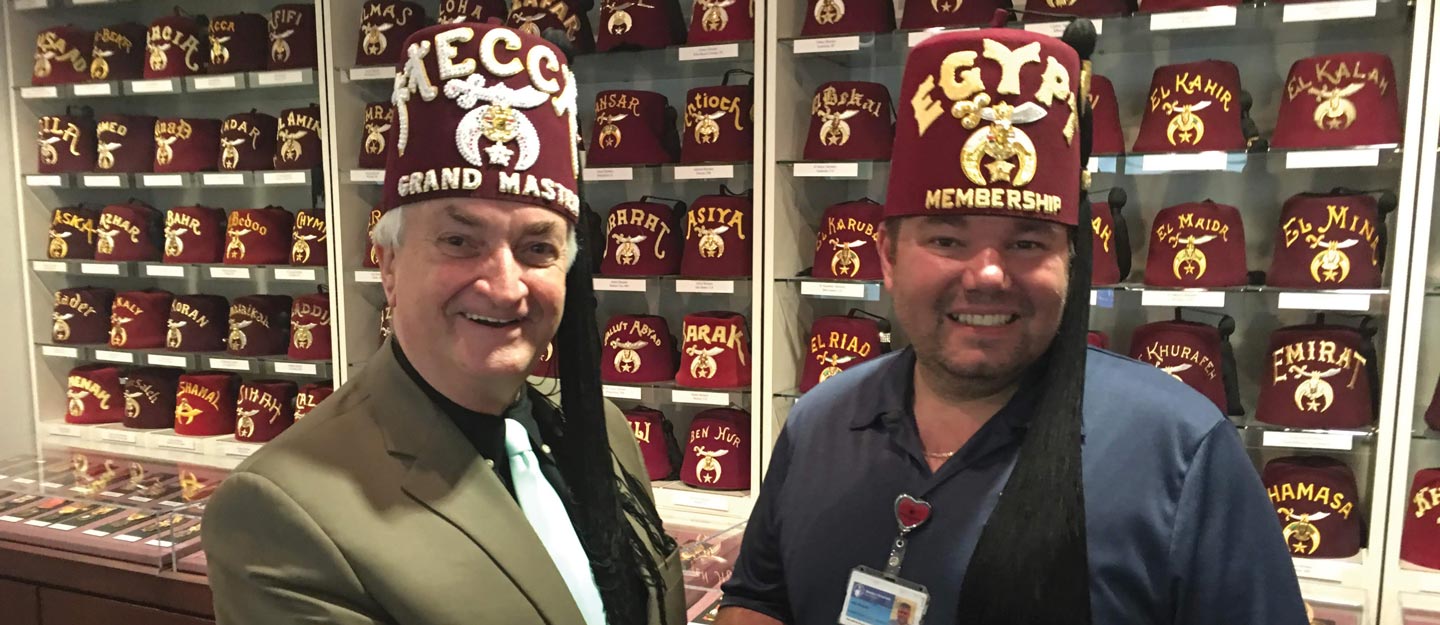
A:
[
  {"left": 1089, "top": 284, "right": 1387, "bottom": 312},
  {"left": 651, "top": 480, "right": 752, "bottom": 519},
  {"left": 1292, "top": 552, "right": 1369, "bottom": 587},
  {"left": 581, "top": 163, "right": 754, "bottom": 184},
  {"left": 31, "top": 259, "right": 329, "bottom": 285},
  {"left": 35, "top": 427, "right": 248, "bottom": 471},
  {"left": 30, "top": 258, "right": 133, "bottom": 277},
  {"left": 22, "top": 173, "right": 69, "bottom": 188},
  {"left": 601, "top": 381, "right": 750, "bottom": 408},
  {"left": 1240, "top": 421, "right": 1376, "bottom": 452},
  {"left": 573, "top": 43, "right": 756, "bottom": 83},
  {"left": 775, "top": 278, "right": 883, "bottom": 302},
  {"left": 346, "top": 169, "right": 383, "bottom": 185},
  {"left": 593, "top": 276, "right": 752, "bottom": 295},
  {"left": 32, "top": 343, "right": 333, "bottom": 378}
]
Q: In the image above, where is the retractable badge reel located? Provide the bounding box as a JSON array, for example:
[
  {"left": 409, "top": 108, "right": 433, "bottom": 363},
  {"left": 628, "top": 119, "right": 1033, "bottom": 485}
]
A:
[{"left": 838, "top": 494, "right": 932, "bottom": 625}]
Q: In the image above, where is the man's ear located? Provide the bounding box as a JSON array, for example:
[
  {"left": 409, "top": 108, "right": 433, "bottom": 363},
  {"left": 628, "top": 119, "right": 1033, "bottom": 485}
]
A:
[
  {"left": 378, "top": 245, "right": 399, "bottom": 307},
  {"left": 877, "top": 220, "right": 897, "bottom": 292}
]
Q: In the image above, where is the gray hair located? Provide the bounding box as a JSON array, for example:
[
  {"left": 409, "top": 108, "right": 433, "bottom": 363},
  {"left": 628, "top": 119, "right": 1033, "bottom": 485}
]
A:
[{"left": 373, "top": 205, "right": 579, "bottom": 270}]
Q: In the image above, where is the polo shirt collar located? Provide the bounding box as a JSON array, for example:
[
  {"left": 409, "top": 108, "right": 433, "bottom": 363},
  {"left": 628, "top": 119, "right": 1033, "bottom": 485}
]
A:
[{"left": 850, "top": 347, "right": 1045, "bottom": 432}]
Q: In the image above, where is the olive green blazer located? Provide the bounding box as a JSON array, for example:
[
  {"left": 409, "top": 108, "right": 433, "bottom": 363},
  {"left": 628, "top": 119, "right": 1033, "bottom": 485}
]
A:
[{"left": 202, "top": 341, "right": 685, "bottom": 625}]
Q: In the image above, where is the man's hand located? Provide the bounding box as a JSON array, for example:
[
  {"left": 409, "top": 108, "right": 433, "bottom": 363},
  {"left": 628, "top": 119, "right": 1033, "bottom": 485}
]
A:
[{"left": 715, "top": 606, "right": 784, "bottom": 625}]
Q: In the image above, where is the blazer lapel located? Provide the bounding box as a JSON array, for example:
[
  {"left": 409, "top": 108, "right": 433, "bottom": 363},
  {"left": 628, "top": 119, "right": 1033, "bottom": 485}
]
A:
[{"left": 366, "top": 341, "right": 585, "bottom": 625}]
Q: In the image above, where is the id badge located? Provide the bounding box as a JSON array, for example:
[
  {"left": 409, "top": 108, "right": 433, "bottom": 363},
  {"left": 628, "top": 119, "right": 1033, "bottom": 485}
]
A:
[{"left": 838, "top": 566, "right": 929, "bottom": 625}]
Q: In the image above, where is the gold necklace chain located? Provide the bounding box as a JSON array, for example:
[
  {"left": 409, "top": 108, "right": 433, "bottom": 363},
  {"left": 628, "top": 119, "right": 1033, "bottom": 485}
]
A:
[{"left": 924, "top": 449, "right": 957, "bottom": 459}]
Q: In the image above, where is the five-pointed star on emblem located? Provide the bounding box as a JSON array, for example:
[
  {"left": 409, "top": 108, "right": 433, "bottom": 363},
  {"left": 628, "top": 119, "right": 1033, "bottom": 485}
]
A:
[
  {"left": 1323, "top": 269, "right": 1340, "bottom": 281},
  {"left": 1178, "top": 130, "right": 1194, "bottom": 143},
  {"left": 1183, "top": 262, "right": 1196, "bottom": 275},
  {"left": 985, "top": 159, "right": 1015, "bottom": 182},
  {"left": 1291, "top": 542, "right": 1308, "bottom": 554},
  {"left": 621, "top": 362, "right": 635, "bottom": 372},
  {"left": 485, "top": 143, "right": 515, "bottom": 166},
  {"left": 1327, "top": 118, "right": 1344, "bottom": 130},
  {"left": 1306, "top": 398, "right": 1322, "bottom": 411}
]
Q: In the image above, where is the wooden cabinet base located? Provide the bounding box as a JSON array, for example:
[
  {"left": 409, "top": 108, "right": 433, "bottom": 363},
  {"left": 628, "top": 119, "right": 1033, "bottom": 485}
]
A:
[{"left": 0, "top": 539, "right": 212, "bottom": 624}]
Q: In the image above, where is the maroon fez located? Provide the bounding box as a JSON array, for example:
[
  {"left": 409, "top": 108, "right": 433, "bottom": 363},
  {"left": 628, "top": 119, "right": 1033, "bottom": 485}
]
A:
[
  {"left": 1262, "top": 456, "right": 1362, "bottom": 559},
  {"left": 900, "top": 0, "right": 1006, "bottom": 29},
  {"left": 167, "top": 294, "right": 229, "bottom": 352},
  {"left": 1143, "top": 200, "right": 1247, "bottom": 288},
  {"left": 1090, "top": 202, "right": 1122, "bottom": 286},
  {"left": 145, "top": 12, "right": 208, "bottom": 78},
  {"left": 800, "top": 315, "right": 884, "bottom": 392},
  {"left": 219, "top": 111, "right": 279, "bottom": 171},
  {"left": 687, "top": 0, "right": 754, "bottom": 45},
  {"left": 225, "top": 207, "right": 295, "bottom": 265},
  {"left": 164, "top": 205, "right": 227, "bottom": 263},
  {"left": 802, "top": 0, "right": 896, "bottom": 36},
  {"left": 91, "top": 23, "right": 147, "bottom": 82},
  {"left": 37, "top": 112, "right": 96, "bottom": 174},
  {"left": 1086, "top": 331, "right": 1109, "bottom": 349},
  {"left": 275, "top": 105, "right": 322, "bottom": 170},
  {"left": 813, "top": 199, "right": 883, "bottom": 281},
  {"left": 681, "top": 407, "right": 750, "bottom": 490},
  {"left": 97, "top": 114, "right": 157, "bottom": 173},
  {"left": 235, "top": 380, "right": 298, "bottom": 443},
  {"left": 1127, "top": 320, "right": 1229, "bottom": 413},
  {"left": 382, "top": 23, "right": 582, "bottom": 223},
  {"left": 96, "top": 201, "right": 162, "bottom": 261},
  {"left": 439, "top": 0, "right": 511, "bottom": 23},
  {"left": 292, "top": 209, "right": 328, "bottom": 266},
  {"left": 1132, "top": 60, "right": 1245, "bottom": 153},
  {"left": 507, "top": 0, "right": 596, "bottom": 54},
  {"left": 589, "top": 90, "right": 680, "bottom": 167},
  {"left": 1024, "top": 0, "right": 1133, "bottom": 17},
  {"left": 1089, "top": 75, "right": 1125, "bottom": 156},
  {"left": 681, "top": 82, "right": 753, "bottom": 164},
  {"left": 1257, "top": 323, "right": 1375, "bottom": 429},
  {"left": 110, "top": 290, "right": 175, "bottom": 350},
  {"left": 122, "top": 367, "right": 180, "bottom": 429},
  {"left": 66, "top": 365, "right": 124, "bottom": 424},
  {"left": 1267, "top": 192, "right": 1384, "bottom": 289},
  {"left": 602, "top": 314, "right": 679, "bottom": 383},
  {"left": 676, "top": 311, "right": 751, "bottom": 389},
  {"left": 355, "top": 1, "right": 427, "bottom": 67},
  {"left": 597, "top": 0, "right": 685, "bottom": 52},
  {"left": 288, "top": 293, "right": 333, "bottom": 360},
  {"left": 681, "top": 192, "right": 752, "bottom": 277},
  {"left": 804, "top": 81, "right": 894, "bottom": 161},
  {"left": 625, "top": 406, "right": 678, "bottom": 481},
  {"left": 1403, "top": 469, "right": 1440, "bottom": 569},
  {"left": 1272, "top": 52, "right": 1402, "bottom": 150},
  {"left": 208, "top": 13, "right": 269, "bottom": 74},
  {"left": 364, "top": 205, "right": 384, "bottom": 268},
  {"left": 295, "top": 382, "right": 335, "bottom": 420},
  {"left": 268, "top": 5, "right": 318, "bottom": 70},
  {"left": 601, "top": 200, "right": 683, "bottom": 276},
  {"left": 154, "top": 117, "right": 222, "bottom": 173},
  {"left": 33, "top": 25, "right": 92, "bottom": 86},
  {"left": 359, "top": 101, "right": 396, "bottom": 169},
  {"left": 174, "top": 371, "right": 239, "bottom": 436},
  {"left": 53, "top": 287, "right": 114, "bottom": 345},
  {"left": 228, "top": 294, "right": 293, "bottom": 356},
  {"left": 1138, "top": 0, "right": 1238, "bottom": 11},
  {"left": 48, "top": 206, "right": 99, "bottom": 260}
]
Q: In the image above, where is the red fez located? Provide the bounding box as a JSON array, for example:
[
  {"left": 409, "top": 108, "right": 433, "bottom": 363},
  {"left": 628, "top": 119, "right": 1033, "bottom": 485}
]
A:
[
  {"left": 65, "top": 365, "right": 124, "bottom": 424},
  {"left": 145, "top": 13, "right": 209, "bottom": 78},
  {"left": 288, "top": 293, "right": 333, "bottom": 360},
  {"left": 219, "top": 111, "right": 278, "bottom": 171},
  {"left": 1257, "top": 323, "right": 1376, "bottom": 429},
  {"left": 1086, "top": 331, "right": 1108, "bottom": 349},
  {"left": 530, "top": 340, "right": 556, "bottom": 378},
  {"left": 154, "top": 117, "right": 222, "bottom": 173},
  {"left": 268, "top": 5, "right": 318, "bottom": 70},
  {"left": 291, "top": 209, "right": 328, "bottom": 266},
  {"left": 53, "top": 287, "right": 114, "bottom": 345},
  {"left": 294, "top": 381, "right": 335, "bottom": 420},
  {"left": 625, "top": 406, "right": 679, "bottom": 481},
  {"left": 227, "top": 295, "right": 293, "bottom": 356},
  {"left": 364, "top": 205, "right": 384, "bottom": 268},
  {"left": 33, "top": 25, "right": 92, "bottom": 86},
  {"left": 686, "top": 0, "right": 754, "bottom": 45},
  {"left": 438, "top": 0, "right": 511, "bottom": 24},
  {"left": 1132, "top": 60, "right": 1246, "bottom": 153},
  {"left": 235, "top": 380, "right": 298, "bottom": 442},
  {"left": 681, "top": 193, "right": 752, "bottom": 277},
  {"left": 96, "top": 201, "right": 162, "bottom": 261},
  {"left": 174, "top": 372, "right": 239, "bottom": 436},
  {"left": 508, "top": 1, "right": 596, "bottom": 54},
  {"left": 802, "top": 0, "right": 896, "bottom": 36},
  {"left": 163, "top": 205, "right": 227, "bottom": 263},
  {"left": 382, "top": 23, "right": 582, "bottom": 222},
  {"left": 588, "top": 90, "right": 680, "bottom": 167},
  {"left": 96, "top": 114, "right": 157, "bottom": 173},
  {"left": 681, "top": 83, "right": 753, "bottom": 164},
  {"left": 602, "top": 314, "right": 679, "bottom": 383},
  {"left": 804, "top": 82, "right": 894, "bottom": 161},
  {"left": 167, "top": 295, "right": 229, "bottom": 352},
  {"left": 356, "top": 0, "right": 428, "bottom": 66},
  {"left": 1267, "top": 192, "right": 1384, "bottom": 289},
  {"left": 275, "top": 105, "right": 323, "bottom": 170},
  {"left": 1025, "top": 0, "right": 1133, "bottom": 17},
  {"left": 800, "top": 315, "right": 884, "bottom": 392},
  {"left": 886, "top": 29, "right": 1082, "bottom": 226},
  {"left": 1271, "top": 52, "right": 1401, "bottom": 150},
  {"left": 813, "top": 199, "right": 883, "bottom": 281},
  {"left": 1090, "top": 202, "right": 1122, "bottom": 286},
  {"left": 601, "top": 200, "right": 683, "bottom": 276},
  {"left": 225, "top": 207, "right": 295, "bottom": 265},
  {"left": 207, "top": 13, "right": 269, "bottom": 74},
  {"left": 1403, "top": 468, "right": 1440, "bottom": 569},
  {"left": 359, "top": 101, "right": 396, "bottom": 169},
  {"left": 1090, "top": 75, "right": 1125, "bottom": 156},
  {"left": 90, "top": 23, "right": 147, "bottom": 82},
  {"left": 110, "top": 290, "right": 175, "bottom": 350},
  {"left": 1143, "top": 201, "right": 1247, "bottom": 288},
  {"left": 1127, "top": 320, "right": 1229, "bottom": 413},
  {"left": 597, "top": 0, "right": 685, "bottom": 52},
  {"left": 121, "top": 367, "right": 180, "bottom": 429},
  {"left": 37, "top": 113, "right": 96, "bottom": 174},
  {"left": 899, "top": 0, "right": 1005, "bottom": 29},
  {"left": 676, "top": 311, "right": 751, "bottom": 388},
  {"left": 681, "top": 407, "right": 750, "bottom": 490},
  {"left": 1262, "top": 456, "right": 1362, "bottom": 559},
  {"left": 48, "top": 206, "right": 99, "bottom": 260}
]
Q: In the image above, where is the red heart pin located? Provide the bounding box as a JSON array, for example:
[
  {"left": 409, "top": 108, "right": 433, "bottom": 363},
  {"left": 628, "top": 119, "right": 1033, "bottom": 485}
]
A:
[{"left": 894, "top": 494, "right": 931, "bottom": 531}]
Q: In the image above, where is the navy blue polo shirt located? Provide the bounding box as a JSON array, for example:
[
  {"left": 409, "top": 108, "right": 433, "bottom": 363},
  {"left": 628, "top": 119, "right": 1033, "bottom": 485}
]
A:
[{"left": 721, "top": 347, "right": 1308, "bottom": 625}]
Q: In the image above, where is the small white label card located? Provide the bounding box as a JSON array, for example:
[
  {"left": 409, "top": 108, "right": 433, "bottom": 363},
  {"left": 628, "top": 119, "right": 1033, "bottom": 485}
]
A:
[
  {"left": 140, "top": 174, "right": 185, "bottom": 187},
  {"left": 593, "top": 278, "right": 648, "bottom": 292},
  {"left": 1150, "top": 6, "right": 1237, "bottom": 30},
  {"left": 1276, "top": 292, "right": 1372, "bottom": 312},
  {"left": 209, "top": 266, "right": 252, "bottom": 279},
  {"left": 254, "top": 70, "right": 304, "bottom": 86},
  {"left": 1139, "top": 289, "right": 1225, "bottom": 308},
  {"left": 675, "top": 280, "right": 735, "bottom": 294},
  {"left": 155, "top": 435, "right": 199, "bottom": 451},
  {"left": 354, "top": 270, "right": 382, "bottom": 283},
  {"left": 1284, "top": 148, "right": 1380, "bottom": 170},
  {"left": 273, "top": 361, "right": 320, "bottom": 376},
  {"left": 669, "top": 491, "right": 732, "bottom": 512},
  {"left": 92, "top": 350, "right": 135, "bottom": 364},
  {"left": 207, "top": 358, "right": 253, "bottom": 372},
  {"left": 97, "top": 429, "right": 139, "bottom": 445},
  {"left": 673, "top": 165, "right": 735, "bottom": 180},
  {"left": 349, "top": 169, "right": 384, "bottom": 183},
  {"left": 348, "top": 66, "right": 394, "bottom": 81},
  {"left": 273, "top": 268, "right": 318, "bottom": 281},
  {"left": 1291, "top": 557, "right": 1348, "bottom": 582},
  {"left": 143, "top": 264, "right": 187, "bottom": 278},
  {"left": 128, "top": 79, "right": 177, "bottom": 94},
  {"left": 72, "top": 83, "right": 115, "bottom": 97},
  {"left": 20, "top": 86, "right": 59, "bottom": 99},
  {"left": 602, "top": 385, "right": 644, "bottom": 400},
  {"left": 40, "top": 346, "right": 79, "bottom": 358},
  {"left": 81, "top": 174, "right": 124, "bottom": 188},
  {"left": 146, "top": 354, "right": 189, "bottom": 368},
  {"left": 25, "top": 175, "right": 64, "bottom": 187},
  {"left": 1140, "top": 151, "right": 1230, "bottom": 172},
  {"left": 793, "top": 36, "right": 861, "bottom": 54},
  {"left": 201, "top": 173, "right": 247, "bottom": 186},
  {"left": 800, "top": 280, "right": 875, "bottom": 301},
  {"left": 908, "top": 28, "right": 972, "bottom": 47},
  {"left": 1024, "top": 19, "right": 1103, "bottom": 37},
  {"left": 1283, "top": 0, "right": 1375, "bottom": 22},
  {"left": 678, "top": 44, "right": 740, "bottom": 61},
  {"left": 671, "top": 390, "right": 730, "bottom": 406},
  {"left": 79, "top": 263, "right": 121, "bottom": 276},
  {"left": 583, "top": 167, "right": 634, "bottom": 182},
  {"left": 262, "top": 171, "right": 308, "bottom": 185},
  {"left": 1261, "top": 430, "right": 1355, "bottom": 451},
  {"left": 794, "top": 162, "right": 861, "bottom": 178},
  {"left": 190, "top": 75, "right": 240, "bottom": 91},
  {"left": 32, "top": 261, "right": 67, "bottom": 273}
]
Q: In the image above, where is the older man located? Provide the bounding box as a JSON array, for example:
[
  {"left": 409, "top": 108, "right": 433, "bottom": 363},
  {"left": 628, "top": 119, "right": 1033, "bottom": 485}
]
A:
[
  {"left": 717, "top": 25, "right": 1308, "bottom": 625},
  {"left": 203, "top": 23, "right": 683, "bottom": 625}
]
